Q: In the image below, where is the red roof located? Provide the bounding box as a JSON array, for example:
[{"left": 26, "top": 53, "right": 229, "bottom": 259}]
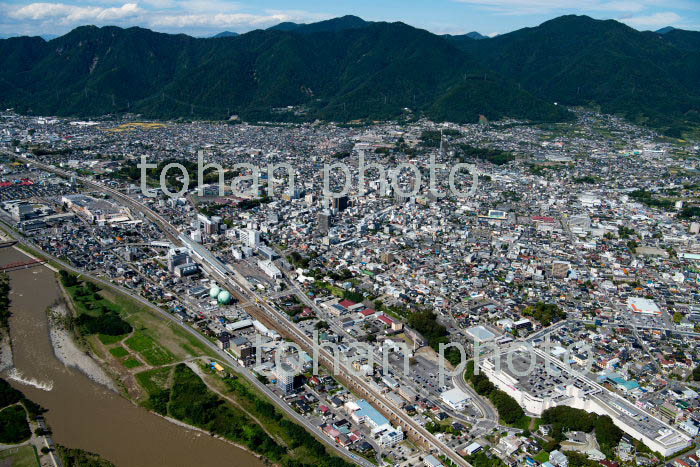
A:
[
  {"left": 360, "top": 308, "right": 376, "bottom": 316},
  {"left": 532, "top": 216, "right": 556, "bottom": 223},
  {"left": 377, "top": 314, "right": 394, "bottom": 326},
  {"left": 339, "top": 299, "right": 357, "bottom": 308}
]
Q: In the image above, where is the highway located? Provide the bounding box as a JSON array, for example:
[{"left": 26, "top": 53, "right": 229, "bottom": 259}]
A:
[{"left": 18, "top": 155, "right": 472, "bottom": 467}]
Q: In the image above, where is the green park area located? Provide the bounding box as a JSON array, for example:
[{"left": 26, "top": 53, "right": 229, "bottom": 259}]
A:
[
  {"left": 58, "top": 269, "right": 356, "bottom": 467},
  {"left": 0, "top": 446, "right": 39, "bottom": 467},
  {"left": 125, "top": 331, "right": 175, "bottom": 366}
]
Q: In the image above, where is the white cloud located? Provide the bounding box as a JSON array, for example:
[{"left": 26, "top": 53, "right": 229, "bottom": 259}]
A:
[
  {"left": 619, "top": 11, "right": 682, "bottom": 28},
  {"left": 2, "top": 1, "right": 329, "bottom": 32},
  {"left": 141, "top": 0, "right": 176, "bottom": 8},
  {"left": 452, "top": 0, "right": 686, "bottom": 15},
  {"left": 10, "top": 2, "right": 142, "bottom": 23},
  {"left": 175, "top": 0, "right": 241, "bottom": 13},
  {"left": 150, "top": 9, "right": 328, "bottom": 29}
]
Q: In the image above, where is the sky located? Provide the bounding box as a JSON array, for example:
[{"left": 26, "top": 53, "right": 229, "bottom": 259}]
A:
[{"left": 0, "top": 0, "right": 698, "bottom": 37}]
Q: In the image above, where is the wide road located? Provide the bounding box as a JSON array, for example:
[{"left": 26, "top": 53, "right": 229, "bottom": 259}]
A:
[{"left": 17, "top": 155, "right": 472, "bottom": 467}]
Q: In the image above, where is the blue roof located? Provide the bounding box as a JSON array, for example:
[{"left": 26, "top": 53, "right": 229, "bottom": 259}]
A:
[{"left": 356, "top": 399, "right": 390, "bottom": 427}]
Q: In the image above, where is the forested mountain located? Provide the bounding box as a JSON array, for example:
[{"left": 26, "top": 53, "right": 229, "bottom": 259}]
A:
[
  {"left": 0, "top": 15, "right": 698, "bottom": 134},
  {"left": 0, "top": 20, "right": 567, "bottom": 124},
  {"left": 453, "top": 15, "right": 700, "bottom": 136}
]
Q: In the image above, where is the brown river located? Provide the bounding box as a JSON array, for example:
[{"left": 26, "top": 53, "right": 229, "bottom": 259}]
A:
[{"left": 1, "top": 246, "right": 263, "bottom": 467}]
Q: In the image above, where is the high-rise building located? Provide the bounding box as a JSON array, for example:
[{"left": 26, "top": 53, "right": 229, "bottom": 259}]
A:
[
  {"left": 551, "top": 261, "right": 570, "bottom": 279},
  {"left": 333, "top": 195, "right": 349, "bottom": 212},
  {"left": 239, "top": 228, "right": 261, "bottom": 248},
  {"left": 318, "top": 210, "right": 331, "bottom": 234},
  {"left": 167, "top": 248, "right": 190, "bottom": 272},
  {"left": 275, "top": 363, "right": 296, "bottom": 394}
]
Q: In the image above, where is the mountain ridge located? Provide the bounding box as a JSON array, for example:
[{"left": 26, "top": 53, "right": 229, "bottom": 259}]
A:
[{"left": 0, "top": 15, "right": 698, "bottom": 134}]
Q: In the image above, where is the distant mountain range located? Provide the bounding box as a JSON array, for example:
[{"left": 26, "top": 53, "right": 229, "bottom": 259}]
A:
[
  {"left": 0, "top": 15, "right": 698, "bottom": 135},
  {"left": 0, "top": 33, "right": 58, "bottom": 40},
  {"left": 211, "top": 31, "right": 238, "bottom": 38}
]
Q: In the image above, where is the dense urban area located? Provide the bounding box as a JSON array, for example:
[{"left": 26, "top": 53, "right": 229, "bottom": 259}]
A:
[{"left": 0, "top": 107, "right": 699, "bottom": 467}]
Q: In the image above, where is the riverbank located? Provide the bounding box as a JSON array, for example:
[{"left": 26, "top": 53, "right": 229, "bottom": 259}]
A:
[
  {"left": 2, "top": 245, "right": 265, "bottom": 467},
  {"left": 46, "top": 303, "right": 117, "bottom": 392}
]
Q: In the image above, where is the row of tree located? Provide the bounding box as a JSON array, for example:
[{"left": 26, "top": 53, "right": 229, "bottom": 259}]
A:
[
  {"left": 540, "top": 406, "right": 623, "bottom": 456},
  {"left": 465, "top": 361, "right": 525, "bottom": 425}
]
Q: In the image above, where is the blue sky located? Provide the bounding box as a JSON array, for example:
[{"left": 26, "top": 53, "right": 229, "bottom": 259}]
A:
[{"left": 1, "top": 0, "right": 698, "bottom": 37}]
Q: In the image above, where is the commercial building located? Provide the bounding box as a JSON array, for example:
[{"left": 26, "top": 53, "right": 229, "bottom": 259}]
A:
[
  {"left": 465, "top": 325, "right": 496, "bottom": 344},
  {"left": 62, "top": 194, "right": 130, "bottom": 223},
  {"left": 258, "top": 259, "right": 282, "bottom": 280},
  {"left": 441, "top": 388, "right": 470, "bottom": 411},
  {"left": 239, "top": 228, "right": 261, "bottom": 248},
  {"left": 347, "top": 399, "right": 403, "bottom": 446},
  {"left": 479, "top": 348, "right": 692, "bottom": 457},
  {"left": 627, "top": 297, "right": 662, "bottom": 315}
]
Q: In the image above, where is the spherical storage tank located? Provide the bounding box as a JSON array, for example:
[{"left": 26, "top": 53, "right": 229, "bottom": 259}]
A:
[
  {"left": 217, "top": 290, "right": 232, "bottom": 305},
  {"left": 209, "top": 285, "right": 220, "bottom": 298}
]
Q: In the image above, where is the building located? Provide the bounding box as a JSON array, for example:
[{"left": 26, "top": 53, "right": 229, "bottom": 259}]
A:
[
  {"left": 239, "top": 228, "right": 261, "bottom": 248},
  {"left": 551, "top": 261, "right": 570, "bottom": 279},
  {"left": 318, "top": 210, "right": 332, "bottom": 234},
  {"left": 62, "top": 194, "right": 130, "bottom": 223},
  {"left": 257, "top": 245, "right": 279, "bottom": 261},
  {"left": 441, "top": 388, "right": 470, "bottom": 411},
  {"left": 230, "top": 337, "right": 256, "bottom": 365},
  {"left": 173, "top": 263, "right": 200, "bottom": 277},
  {"left": 275, "top": 363, "right": 296, "bottom": 394},
  {"left": 423, "top": 455, "right": 443, "bottom": 467},
  {"left": 513, "top": 318, "right": 533, "bottom": 331},
  {"left": 479, "top": 349, "right": 692, "bottom": 457},
  {"left": 258, "top": 259, "right": 282, "bottom": 280},
  {"left": 168, "top": 248, "right": 199, "bottom": 276},
  {"left": 627, "top": 297, "right": 662, "bottom": 316},
  {"left": 463, "top": 442, "right": 482, "bottom": 456},
  {"left": 549, "top": 450, "right": 568, "bottom": 467},
  {"left": 466, "top": 325, "right": 496, "bottom": 344},
  {"left": 332, "top": 195, "right": 349, "bottom": 212},
  {"left": 347, "top": 399, "right": 403, "bottom": 446}
]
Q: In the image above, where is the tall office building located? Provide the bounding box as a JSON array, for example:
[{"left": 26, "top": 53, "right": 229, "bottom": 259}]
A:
[
  {"left": 318, "top": 210, "right": 332, "bottom": 234},
  {"left": 167, "top": 248, "right": 190, "bottom": 272},
  {"left": 239, "top": 228, "right": 261, "bottom": 248},
  {"left": 275, "top": 363, "right": 296, "bottom": 394},
  {"left": 333, "top": 195, "right": 349, "bottom": 212}
]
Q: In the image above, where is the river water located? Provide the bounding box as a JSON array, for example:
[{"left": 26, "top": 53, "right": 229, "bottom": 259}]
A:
[{"left": 1, "top": 247, "right": 263, "bottom": 467}]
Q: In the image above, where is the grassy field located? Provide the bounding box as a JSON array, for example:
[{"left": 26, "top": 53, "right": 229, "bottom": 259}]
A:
[
  {"left": 100, "top": 287, "right": 215, "bottom": 360},
  {"left": 98, "top": 334, "right": 127, "bottom": 345},
  {"left": 125, "top": 331, "right": 175, "bottom": 366},
  {"left": 0, "top": 446, "right": 39, "bottom": 467},
  {"left": 108, "top": 346, "right": 129, "bottom": 358},
  {"left": 123, "top": 358, "right": 143, "bottom": 369},
  {"left": 135, "top": 367, "right": 172, "bottom": 396}
]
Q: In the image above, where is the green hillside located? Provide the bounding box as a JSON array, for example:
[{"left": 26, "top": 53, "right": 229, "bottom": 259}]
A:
[{"left": 1, "top": 14, "right": 698, "bottom": 134}]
